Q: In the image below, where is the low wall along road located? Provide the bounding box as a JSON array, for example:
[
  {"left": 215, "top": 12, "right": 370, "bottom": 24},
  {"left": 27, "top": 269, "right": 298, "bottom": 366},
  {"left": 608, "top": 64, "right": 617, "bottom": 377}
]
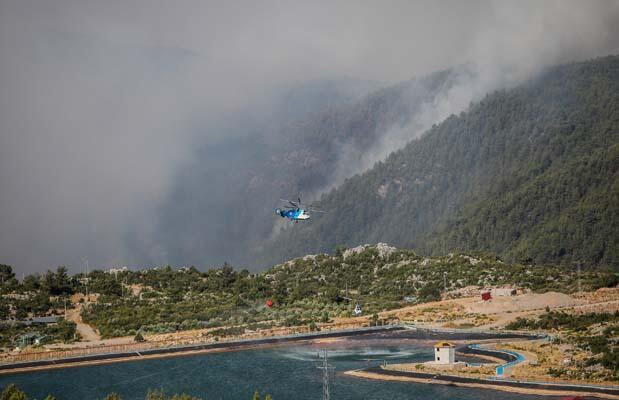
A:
[{"left": 0, "top": 325, "right": 404, "bottom": 372}]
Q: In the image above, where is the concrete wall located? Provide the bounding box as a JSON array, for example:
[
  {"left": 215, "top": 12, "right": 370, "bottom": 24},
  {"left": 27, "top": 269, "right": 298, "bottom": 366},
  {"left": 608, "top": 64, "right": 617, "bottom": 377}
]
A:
[{"left": 435, "top": 346, "right": 455, "bottom": 364}]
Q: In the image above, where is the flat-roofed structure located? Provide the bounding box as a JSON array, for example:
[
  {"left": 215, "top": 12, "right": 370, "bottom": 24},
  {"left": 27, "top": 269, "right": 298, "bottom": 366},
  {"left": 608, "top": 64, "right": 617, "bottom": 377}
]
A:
[{"left": 434, "top": 341, "right": 455, "bottom": 364}]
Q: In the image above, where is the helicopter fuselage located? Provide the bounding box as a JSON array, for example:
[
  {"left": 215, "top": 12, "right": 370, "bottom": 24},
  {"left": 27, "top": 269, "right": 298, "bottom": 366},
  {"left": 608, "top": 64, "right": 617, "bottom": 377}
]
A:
[{"left": 275, "top": 208, "right": 310, "bottom": 221}]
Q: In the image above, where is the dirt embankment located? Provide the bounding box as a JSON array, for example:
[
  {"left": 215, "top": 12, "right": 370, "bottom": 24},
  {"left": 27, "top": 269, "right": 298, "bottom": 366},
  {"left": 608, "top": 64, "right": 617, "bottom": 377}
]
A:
[
  {"left": 465, "top": 291, "right": 581, "bottom": 314},
  {"left": 379, "top": 288, "right": 619, "bottom": 330},
  {"left": 345, "top": 369, "right": 619, "bottom": 399}
]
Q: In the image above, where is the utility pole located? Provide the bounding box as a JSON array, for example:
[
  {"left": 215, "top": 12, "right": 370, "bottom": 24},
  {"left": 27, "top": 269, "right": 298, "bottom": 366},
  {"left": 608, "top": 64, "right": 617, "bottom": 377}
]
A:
[
  {"left": 578, "top": 262, "right": 582, "bottom": 294},
  {"left": 318, "top": 350, "right": 333, "bottom": 400},
  {"left": 85, "top": 259, "right": 89, "bottom": 301},
  {"left": 323, "top": 352, "right": 329, "bottom": 400},
  {"left": 122, "top": 277, "right": 128, "bottom": 300},
  {"left": 322, "top": 350, "right": 330, "bottom": 400},
  {"left": 443, "top": 272, "right": 447, "bottom": 293}
]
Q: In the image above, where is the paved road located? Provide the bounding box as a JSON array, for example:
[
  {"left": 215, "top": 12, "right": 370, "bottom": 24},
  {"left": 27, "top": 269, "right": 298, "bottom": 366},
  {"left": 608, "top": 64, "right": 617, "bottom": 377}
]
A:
[{"left": 366, "top": 366, "right": 619, "bottom": 397}]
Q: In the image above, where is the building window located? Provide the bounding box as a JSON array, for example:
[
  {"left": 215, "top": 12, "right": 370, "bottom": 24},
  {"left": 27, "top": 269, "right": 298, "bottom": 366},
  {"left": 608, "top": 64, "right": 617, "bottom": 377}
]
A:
[{"left": 437, "top": 356, "right": 440, "bottom": 361}]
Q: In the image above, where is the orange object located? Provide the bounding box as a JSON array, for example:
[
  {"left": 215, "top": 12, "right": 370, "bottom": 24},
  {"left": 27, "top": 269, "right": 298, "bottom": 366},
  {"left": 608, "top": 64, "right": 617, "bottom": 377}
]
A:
[{"left": 266, "top": 299, "right": 274, "bottom": 308}]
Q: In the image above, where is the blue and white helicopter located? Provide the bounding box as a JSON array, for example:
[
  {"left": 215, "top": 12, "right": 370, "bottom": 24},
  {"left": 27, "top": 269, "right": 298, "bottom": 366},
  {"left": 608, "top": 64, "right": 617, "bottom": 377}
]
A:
[{"left": 275, "top": 197, "right": 326, "bottom": 223}]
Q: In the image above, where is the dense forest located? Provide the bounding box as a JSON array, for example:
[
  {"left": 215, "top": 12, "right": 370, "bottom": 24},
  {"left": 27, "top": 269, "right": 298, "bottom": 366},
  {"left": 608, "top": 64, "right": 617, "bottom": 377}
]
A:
[
  {"left": 2, "top": 245, "right": 615, "bottom": 342},
  {"left": 258, "top": 56, "right": 619, "bottom": 270}
]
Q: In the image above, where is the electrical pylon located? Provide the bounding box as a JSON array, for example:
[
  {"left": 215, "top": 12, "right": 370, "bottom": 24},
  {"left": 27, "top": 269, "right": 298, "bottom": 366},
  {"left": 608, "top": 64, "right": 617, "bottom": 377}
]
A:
[{"left": 317, "top": 350, "right": 333, "bottom": 400}]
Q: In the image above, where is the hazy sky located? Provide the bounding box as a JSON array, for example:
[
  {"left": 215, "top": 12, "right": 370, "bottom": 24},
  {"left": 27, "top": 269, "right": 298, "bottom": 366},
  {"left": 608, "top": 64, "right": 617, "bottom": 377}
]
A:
[{"left": 1, "top": 0, "right": 619, "bottom": 275}]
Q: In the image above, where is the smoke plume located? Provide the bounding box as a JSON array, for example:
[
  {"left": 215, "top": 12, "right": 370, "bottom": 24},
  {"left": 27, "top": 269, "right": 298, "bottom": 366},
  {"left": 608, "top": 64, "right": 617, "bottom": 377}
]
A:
[{"left": 1, "top": 0, "right": 618, "bottom": 273}]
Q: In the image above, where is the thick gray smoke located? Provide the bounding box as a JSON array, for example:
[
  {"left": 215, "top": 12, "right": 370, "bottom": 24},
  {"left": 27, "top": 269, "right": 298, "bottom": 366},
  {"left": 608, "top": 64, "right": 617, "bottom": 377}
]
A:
[
  {"left": 1, "top": 0, "right": 618, "bottom": 274},
  {"left": 334, "top": 1, "right": 619, "bottom": 183}
]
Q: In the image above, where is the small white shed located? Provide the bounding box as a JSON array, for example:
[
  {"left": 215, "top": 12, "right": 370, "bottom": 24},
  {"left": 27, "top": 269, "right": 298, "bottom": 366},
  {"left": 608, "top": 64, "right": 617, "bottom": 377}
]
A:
[{"left": 434, "top": 342, "right": 455, "bottom": 364}]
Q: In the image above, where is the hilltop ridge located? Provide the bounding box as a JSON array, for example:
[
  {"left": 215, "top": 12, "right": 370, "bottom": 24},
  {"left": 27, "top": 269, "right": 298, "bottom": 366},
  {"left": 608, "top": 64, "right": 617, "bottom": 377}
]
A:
[{"left": 257, "top": 55, "right": 619, "bottom": 269}]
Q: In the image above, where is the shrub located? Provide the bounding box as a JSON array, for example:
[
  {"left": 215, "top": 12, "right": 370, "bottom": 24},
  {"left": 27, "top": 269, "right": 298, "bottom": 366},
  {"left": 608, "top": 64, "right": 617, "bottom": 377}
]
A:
[
  {"left": 0, "top": 384, "right": 27, "bottom": 400},
  {"left": 320, "top": 311, "right": 329, "bottom": 323}
]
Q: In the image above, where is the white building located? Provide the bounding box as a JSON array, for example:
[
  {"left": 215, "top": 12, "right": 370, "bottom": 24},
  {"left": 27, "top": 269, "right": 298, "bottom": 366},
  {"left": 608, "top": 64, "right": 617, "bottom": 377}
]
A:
[
  {"left": 493, "top": 287, "right": 517, "bottom": 296},
  {"left": 434, "top": 342, "right": 455, "bottom": 364},
  {"left": 353, "top": 304, "right": 362, "bottom": 316},
  {"left": 106, "top": 267, "right": 128, "bottom": 274}
]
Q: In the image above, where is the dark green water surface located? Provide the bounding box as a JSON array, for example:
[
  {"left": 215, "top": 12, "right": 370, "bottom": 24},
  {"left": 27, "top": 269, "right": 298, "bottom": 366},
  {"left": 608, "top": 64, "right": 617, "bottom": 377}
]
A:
[{"left": 0, "top": 339, "right": 552, "bottom": 399}]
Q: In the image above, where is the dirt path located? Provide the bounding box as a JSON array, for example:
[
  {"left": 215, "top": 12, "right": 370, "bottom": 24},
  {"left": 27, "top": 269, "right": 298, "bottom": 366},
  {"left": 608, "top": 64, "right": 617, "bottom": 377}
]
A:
[
  {"left": 65, "top": 306, "right": 101, "bottom": 342},
  {"left": 479, "top": 298, "right": 619, "bottom": 330}
]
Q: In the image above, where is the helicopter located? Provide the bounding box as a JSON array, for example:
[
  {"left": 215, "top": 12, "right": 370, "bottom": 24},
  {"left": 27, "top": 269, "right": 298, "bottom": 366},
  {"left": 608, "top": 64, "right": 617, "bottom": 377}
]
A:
[{"left": 275, "top": 197, "right": 326, "bottom": 222}]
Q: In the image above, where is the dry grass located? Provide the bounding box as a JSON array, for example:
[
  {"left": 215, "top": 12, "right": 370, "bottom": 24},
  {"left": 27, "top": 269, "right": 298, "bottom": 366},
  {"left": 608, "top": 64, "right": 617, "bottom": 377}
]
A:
[
  {"left": 497, "top": 340, "right": 616, "bottom": 385},
  {"left": 386, "top": 362, "right": 496, "bottom": 377}
]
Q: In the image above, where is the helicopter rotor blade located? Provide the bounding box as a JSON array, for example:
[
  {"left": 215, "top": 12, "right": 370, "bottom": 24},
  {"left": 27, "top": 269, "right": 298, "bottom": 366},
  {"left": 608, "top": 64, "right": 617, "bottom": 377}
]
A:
[{"left": 280, "top": 198, "right": 299, "bottom": 208}]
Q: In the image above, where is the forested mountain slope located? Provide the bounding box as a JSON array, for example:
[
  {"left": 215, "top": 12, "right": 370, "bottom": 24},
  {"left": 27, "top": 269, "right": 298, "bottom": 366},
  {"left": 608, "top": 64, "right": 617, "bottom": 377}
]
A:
[
  {"left": 152, "top": 68, "right": 473, "bottom": 268},
  {"left": 259, "top": 56, "right": 619, "bottom": 269}
]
